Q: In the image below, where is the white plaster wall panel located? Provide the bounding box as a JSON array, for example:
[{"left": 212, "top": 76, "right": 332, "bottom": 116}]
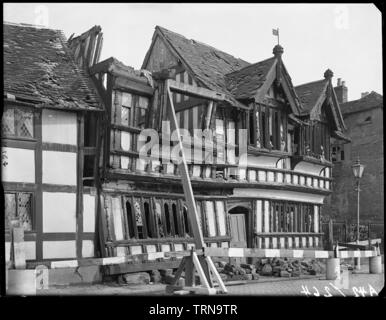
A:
[
  {"left": 161, "top": 244, "right": 171, "bottom": 252},
  {"left": 2, "top": 147, "right": 35, "bottom": 183},
  {"left": 319, "top": 179, "right": 324, "bottom": 189},
  {"left": 258, "top": 170, "right": 266, "bottom": 182},
  {"left": 267, "top": 171, "right": 275, "bottom": 182},
  {"left": 42, "top": 109, "right": 77, "bottom": 145},
  {"left": 130, "top": 246, "right": 142, "bottom": 255},
  {"left": 294, "top": 237, "right": 299, "bottom": 248},
  {"left": 325, "top": 181, "right": 330, "bottom": 189},
  {"left": 43, "top": 241, "right": 76, "bottom": 259},
  {"left": 193, "top": 165, "right": 201, "bottom": 177},
  {"left": 83, "top": 194, "right": 96, "bottom": 233},
  {"left": 186, "top": 243, "right": 195, "bottom": 250},
  {"left": 5, "top": 242, "right": 10, "bottom": 262},
  {"left": 221, "top": 242, "right": 229, "bottom": 248},
  {"left": 174, "top": 244, "right": 183, "bottom": 251},
  {"left": 116, "top": 247, "right": 127, "bottom": 257},
  {"left": 111, "top": 197, "right": 124, "bottom": 240},
  {"left": 314, "top": 206, "right": 319, "bottom": 233},
  {"left": 120, "top": 156, "right": 130, "bottom": 169},
  {"left": 288, "top": 237, "right": 293, "bottom": 248},
  {"left": 313, "top": 178, "right": 318, "bottom": 188},
  {"left": 302, "top": 237, "right": 307, "bottom": 248},
  {"left": 315, "top": 237, "right": 319, "bottom": 247},
  {"left": 205, "top": 201, "right": 216, "bottom": 236},
  {"left": 264, "top": 237, "right": 270, "bottom": 248},
  {"left": 24, "top": 241, "right": 36, "bottom": 260},
  {"left": 210, "top": 242, "right": 218, "bottom": 248},
  {"left": 299, "top": 176, "right": 305, "bottom": 185},
  {"left": 215, "top": 201, "right": 226, "bottom": 236},
  {"left": 272, "top": 237, "right": 277, "bottom": 248},
  {"left": 248, "top": 170, "right": 256, "bottom": 182},
  {"left": 285, "top": 173, "right": 292, "bottom": 183},
  {"left": 309, "top": 237, "right": 313, "bottom": 247},
  {"left": 307, "top": 177, "right": 312, "bottom": 186},
  {"left": 280, "top": 237, "right": 285, "bottom": 248},
  {"left": 247, "top": 155, "right": 280, "bottom": 168},
  {"left": 255, "top": 200, "right": 262, "bottom": 233},
  {"left": 263, "top": 201, "right": 270, "bottom": 232},
  {"left": 293, "top": 175, "right": 299, "bottom": 184},
  {"left": 146, "top": 245, "right": 157, "bottom": 253},
  {"left": 256, "top": 237, "right": 262, "bottom": 249},
  {"left": 239, "top": 168, "right": 246, "bottom": 180},
  {"left": 82, "top": 240, "right": 94, "bottom": 258},
  {"left": 233, "top": 188, "right": 326, "bottom": 204},
  {"left": 121, "top": 132, "right": 131, "bottom": 151},
  {"left": 277, "top": 172, "right": 283, "bottom": 183},
  {"left": 204, "top": 166, "right": 211, "bottom": 178},
  {"left": 43, "top": 192, "right": 76, "bottom": 232},
  {"left": 293, "top": 161, "right": 325, "bottom": 175},
  {"left": 42, "top": 151, "right": 76, "bottom": 185}
]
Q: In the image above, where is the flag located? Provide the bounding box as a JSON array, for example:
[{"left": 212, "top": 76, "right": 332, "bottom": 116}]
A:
[{"left": 272, "top": 28, "right": 279, "bottom": 36}]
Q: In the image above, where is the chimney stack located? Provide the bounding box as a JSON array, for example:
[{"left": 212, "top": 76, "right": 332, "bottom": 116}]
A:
[
  {"left": 361, "top": 92, "right": 369, "bottom": 98},
  {"left": 334, "top": 79, "right": 348, "bottom": 104}
]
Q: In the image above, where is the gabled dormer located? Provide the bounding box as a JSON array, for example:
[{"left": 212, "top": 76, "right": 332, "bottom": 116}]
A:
[
  {"left": 294, "top": 69, "right": 350, "bottom": 163},
  {"left": 225, "top": 45, "right": 302, "bottom": 155}
]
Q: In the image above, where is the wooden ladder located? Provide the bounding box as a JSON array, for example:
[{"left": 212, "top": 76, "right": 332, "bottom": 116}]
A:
[{"left": 164, "top": 80, "right": 227, "bottom": 295}]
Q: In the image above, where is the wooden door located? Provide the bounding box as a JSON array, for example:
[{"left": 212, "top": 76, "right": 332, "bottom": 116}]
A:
[
  {"left": 230, "top": 214, "right": 247, "bottom": 248},
  {"left": 229, "top": 214, "right": 247, "bottom": 264}
]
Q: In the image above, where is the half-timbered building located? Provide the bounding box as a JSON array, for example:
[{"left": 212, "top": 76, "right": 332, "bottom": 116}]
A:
[
  {"left": 3, "top": 22, "right": 103, "bottom": 263},
  {"left": 65, "top": 26, "right": 350, "bottom": 274},
  {"left": 3, "top": 24, "right": 349, "bottom": 275}
]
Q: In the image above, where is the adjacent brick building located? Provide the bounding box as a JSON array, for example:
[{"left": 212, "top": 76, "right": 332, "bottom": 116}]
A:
[{"left": 325, "top": 81, "right": 383, "bottom": 225}]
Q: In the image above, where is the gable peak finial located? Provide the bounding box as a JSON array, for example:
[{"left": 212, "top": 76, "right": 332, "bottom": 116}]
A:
[
  {"left": 324, "top": 69, "right": 334, "bottom": 79},
  {"left": 273, "top": 44, "right": 284, "bottom": 58}
]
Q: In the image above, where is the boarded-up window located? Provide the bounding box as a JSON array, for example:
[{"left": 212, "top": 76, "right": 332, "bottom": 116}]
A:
[
  {"left": 5, "top": 192, "right": 33, "bottom": 232},
  {"left": 144, "top": 202, "right": 153, "bottom": 238},
  {"left": 125, "top": 201, "right": 135, "bottom": 238},
  {"left": 215, "top": 201, "right": 227, "bottom": 236},
  {"left": 155, "top": 202, "right": 164, "bottom": 237},
  {"left": 2, "top": 107, "right": 34, "bottom": 138},
  {"left": 136, "top": 96, "right": 149, "bottom": 128},
  {"left": 133, "top": 200, "right": 144, "bottom": 239},
  {"left": 164, "top": 203, "right": 172, "bottom": 235},
  {"left": 205, "top": 201, "right": 216, "bottom": 237},
  {"left": 215, "top": 118, "right": 225, "bottom": 162},
  {"left": 172, "top": 203, "right": 180, "bottom": 236},
  {"left": 182, "top": 206, "right": 190, "bottom": 236}
]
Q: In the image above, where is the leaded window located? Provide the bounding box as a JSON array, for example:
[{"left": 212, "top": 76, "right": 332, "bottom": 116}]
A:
[{"left": 2, "top": 106, "right": 34, "bottom": 138}]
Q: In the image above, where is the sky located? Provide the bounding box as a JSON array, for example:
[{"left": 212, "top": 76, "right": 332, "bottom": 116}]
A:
[{"left": 3, "top": 3, "right": 383, "bottom": 101}]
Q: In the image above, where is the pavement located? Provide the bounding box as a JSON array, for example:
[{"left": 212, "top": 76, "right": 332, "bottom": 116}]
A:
[{"left": 36, "top": 264, "right": 384, "bottom": 297}]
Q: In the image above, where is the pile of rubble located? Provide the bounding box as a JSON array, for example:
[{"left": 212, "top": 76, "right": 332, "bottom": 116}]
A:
[
  {"left": 115, "top": 258, "right": 328, "bottom": 285},
  {"left": 217, "top": 258, "right": 326, "bottom": 280}
]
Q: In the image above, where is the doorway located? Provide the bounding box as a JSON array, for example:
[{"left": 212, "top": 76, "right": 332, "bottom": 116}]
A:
[{"left": 228, "top": 206, "right": 249, "bottom": 264}]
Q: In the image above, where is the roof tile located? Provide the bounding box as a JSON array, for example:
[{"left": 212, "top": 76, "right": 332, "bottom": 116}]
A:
[{"left": 3, "top": 22, "right": 102, "bottom": 111}]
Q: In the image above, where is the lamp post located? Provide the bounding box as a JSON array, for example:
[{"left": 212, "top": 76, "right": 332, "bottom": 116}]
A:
[{"left": 352, "top": 157, "right": 365, "bottom": 270}]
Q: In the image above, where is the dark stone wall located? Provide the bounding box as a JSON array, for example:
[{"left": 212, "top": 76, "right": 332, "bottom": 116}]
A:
[{"left": 324, "top": 107, "right": 384, "bottom": 223}]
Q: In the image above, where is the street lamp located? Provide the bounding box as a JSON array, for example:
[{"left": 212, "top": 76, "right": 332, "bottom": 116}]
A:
[{"left": 352, "top": 157, "right": 365, "bottom": 270}]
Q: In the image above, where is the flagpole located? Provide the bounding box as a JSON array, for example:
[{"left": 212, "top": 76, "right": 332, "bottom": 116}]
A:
[{"left": 277, "top": 28, "right": 280, "bottom": 45}]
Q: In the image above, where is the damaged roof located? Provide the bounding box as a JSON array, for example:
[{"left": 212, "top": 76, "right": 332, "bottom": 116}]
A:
[
  {"left": 294, "top": 79, "right": 328, "bottom": 115},
  {"left": 340, "top": 91, "right": 383, "bottom": 115},
  {"left": 225, "top": 57, "right": 276, "bottom": 100},
  {"left": 153, "top": 26, "right": 252, "bottom": 108},
  {"left": 3, "top": 22, "right": 103, "bottom": 111}
]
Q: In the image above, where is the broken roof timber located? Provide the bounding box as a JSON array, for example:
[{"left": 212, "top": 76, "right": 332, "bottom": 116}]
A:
[{"left": 168, "top": 80, "right": 226, "bottom": 102}]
